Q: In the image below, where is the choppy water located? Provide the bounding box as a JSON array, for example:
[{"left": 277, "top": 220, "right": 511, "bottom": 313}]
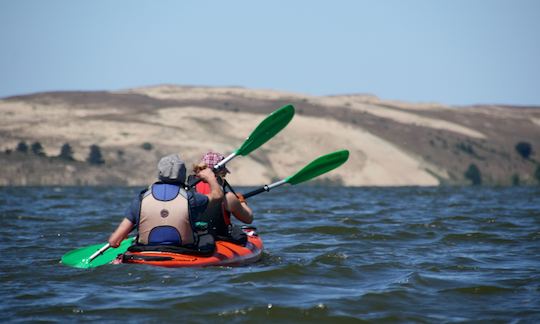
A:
[{"left": 1, "top": 186, "right": 539, "bottom": 323}]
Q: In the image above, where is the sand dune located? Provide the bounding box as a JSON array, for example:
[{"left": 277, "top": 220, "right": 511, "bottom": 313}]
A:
[{"left": 1, "top": 85, "right": 539, "bottom": 186}]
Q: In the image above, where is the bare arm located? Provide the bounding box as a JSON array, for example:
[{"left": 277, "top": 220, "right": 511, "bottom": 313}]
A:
[
  {"left": 225, "top": 192, "right": 253, "bottom": 224},
  {"left": 197, "top": 168, "right": 224, "bottom": 204},
  {"left": 108, "top": 218, "right": 134, "bottom": 248}
]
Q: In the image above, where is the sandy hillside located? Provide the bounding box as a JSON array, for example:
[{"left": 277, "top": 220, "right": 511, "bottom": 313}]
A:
[{"left": 1, "top": 85, "right": 539, "bottom": 186}]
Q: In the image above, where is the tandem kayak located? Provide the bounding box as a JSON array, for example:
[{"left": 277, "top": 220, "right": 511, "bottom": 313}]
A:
[{"left": 116, "top": 227, "right": 263, "bottom": 268}]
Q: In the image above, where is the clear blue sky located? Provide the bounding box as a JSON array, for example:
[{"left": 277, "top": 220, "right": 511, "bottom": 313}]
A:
[{"left": 1, "top": 0, "right": 539, "bottom": 106}]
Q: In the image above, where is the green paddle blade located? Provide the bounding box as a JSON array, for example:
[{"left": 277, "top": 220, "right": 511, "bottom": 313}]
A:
[
  {"left": 235, "top": 104, "right": 295, "bottom": 156},
  {"left": 285, "top": 150, "right": 349, "bottom": 185},
  {"left": 61, "top": 237, "right": 134, "bottom": 269}
]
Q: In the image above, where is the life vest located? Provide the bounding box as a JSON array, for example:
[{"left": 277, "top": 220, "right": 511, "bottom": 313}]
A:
[
  {"left": 137, "top": 183, "right": 194, "bottom": 246},
  {"left": 195, "top": 181, "right": 231, "bottom": 236}
]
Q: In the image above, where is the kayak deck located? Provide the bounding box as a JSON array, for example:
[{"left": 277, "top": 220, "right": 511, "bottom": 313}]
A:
[{"left": 119, "top": 228, "right": 263, "bottom": 268}]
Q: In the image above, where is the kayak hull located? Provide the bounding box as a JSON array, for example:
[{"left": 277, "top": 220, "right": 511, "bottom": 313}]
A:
[{"left": 119, "top": 228, "right": 263, "bottom": 268}]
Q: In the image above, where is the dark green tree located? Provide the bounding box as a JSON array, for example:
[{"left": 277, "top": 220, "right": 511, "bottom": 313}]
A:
[
  {"left": 464, "top": 163, "right": 482, "bottom": 185},
  {"left": 457, "top": 142, "right": 475, "bottom": 156},
  {"left": 141, "top": 142, "right": 153, "bottom": 151},
  {"left": 31, "top": 142, "right": 46, "bottom": 156},
  {"left": 535, "top": 165, "right": 540, "bottom": 185},
  {"left": 515, "top": 142, "right": 532, "bottom": 159},
  {"left": 511, "top": 174, "right": 520, "bottom": 186},
  {"left": 16, "top": 141, "right": 28, "bottom": 153},
  {"left": 59, "top": 143, "right": 75, "bottom": 161},
  {"left": 87, "top": 145, "right": 105, "bottom": 165}
]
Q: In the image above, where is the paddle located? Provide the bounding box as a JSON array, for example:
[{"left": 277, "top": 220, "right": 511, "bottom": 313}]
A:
[
  {"left": 242, "top": 149, "right": 350, "bottom": 199},
  {"left": 188, "top": 104, "right": 295, "bottom": 187},
  {"left": 61, "top": 237, "right": 135, "bottom": 269}
]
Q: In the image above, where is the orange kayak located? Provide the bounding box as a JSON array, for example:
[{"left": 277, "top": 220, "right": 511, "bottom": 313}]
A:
[{"left": 119, "top": 227, "right": 263, "bottom": 268}]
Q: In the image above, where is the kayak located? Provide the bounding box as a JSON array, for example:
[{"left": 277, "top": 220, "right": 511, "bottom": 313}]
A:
[{"left": 117, "top": 227, "right": 263, "bottom": 268}]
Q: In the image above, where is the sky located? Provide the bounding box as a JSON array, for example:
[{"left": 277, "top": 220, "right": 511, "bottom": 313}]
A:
[{"left": 1, "top": 0, "right": 539, "bottom": 106}]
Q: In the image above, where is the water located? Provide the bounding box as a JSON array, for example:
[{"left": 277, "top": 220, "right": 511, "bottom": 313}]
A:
[{"left": 1, "top": 186, "right": 539, "bottom": 323}]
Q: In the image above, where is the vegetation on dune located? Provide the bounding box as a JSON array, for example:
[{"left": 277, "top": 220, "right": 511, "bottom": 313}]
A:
[
  {"left": 59, "top": 143, "right": 75, "bottom": 161},
  {"left": 511, "top": 173, "right": 520, "bottom": 186},
  {"left": 1, "top": 89, "right": 539, "bottom": 186},
  {"left": 141, "top": 142, "right": 153, "bottom": 151},
  {"left": 515, "top": 142, "right": 532, "bottom": 159},
  {"left": 31, "top": 142, "right": 46, "bottom": 156},
  {"left": 464, "top": 163, "right": 482, "bottom": 186},
  {"left": 456, "top": 142, "right": 476, "bottom": 157},
  {"left": 87, "top": 145, "right": 105, "bottom": 165},
  {"left": 16, "top": 141, "right": 29, "bottom": 153}
]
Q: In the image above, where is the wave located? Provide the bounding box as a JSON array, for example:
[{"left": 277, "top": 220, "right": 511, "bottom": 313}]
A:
[
  {"left": 442, "top": 285, "right": 515, "bottom": 295},
  {"left": 441, "top": 232, "right": 517, "bottom": 244}
]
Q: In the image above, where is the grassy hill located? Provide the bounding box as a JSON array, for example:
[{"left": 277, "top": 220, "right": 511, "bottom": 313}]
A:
[{"left": 1, "top": 85, "right": 539, "bottom": 186}]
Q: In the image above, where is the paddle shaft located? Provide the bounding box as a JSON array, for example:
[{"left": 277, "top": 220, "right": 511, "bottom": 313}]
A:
[
  {"left": 187, "top": 153, "right": 237, "bottom": 188},
  {"left": 243, "top": 179, "right": 287, "bottom": 199},
  {"left": 88, "top": 243, "right": 111, "bottom": 262},
  {"left": 242, "top": 150, "right": 349, "bottom": 199}
]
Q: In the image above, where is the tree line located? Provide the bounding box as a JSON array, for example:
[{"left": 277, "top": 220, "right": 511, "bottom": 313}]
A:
[
  {"left": 5, "top": 139, "right": 539, "bottom": 184},
  {"left": 6, "top": 141, "right": 105, "bottom": 165},
  {"left": 464, "top": 141, "right": 540, "bottom": 185}
]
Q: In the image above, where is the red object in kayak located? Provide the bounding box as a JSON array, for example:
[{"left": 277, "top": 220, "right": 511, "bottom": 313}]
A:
[{"left": 119, "top": 228, "right": 263, "bottom": 268}]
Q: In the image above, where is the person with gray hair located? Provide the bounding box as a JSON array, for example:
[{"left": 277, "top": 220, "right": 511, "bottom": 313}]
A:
[{"left": 108, "top": 154, "right": 223, "bottom": 253}]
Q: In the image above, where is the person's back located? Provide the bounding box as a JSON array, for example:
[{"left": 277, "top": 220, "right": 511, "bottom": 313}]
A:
[
  {"left": 108, "top": 154, "right": 223, "bottom": 253},
  {"left": 138, "top": 182, "right": 192, "bottom": 246},
  {"left": 191, "top": 152, "right": 254, "bottom": 244},
  {"left": 195, "top": 180, "right": 231, "bottom": 237}
]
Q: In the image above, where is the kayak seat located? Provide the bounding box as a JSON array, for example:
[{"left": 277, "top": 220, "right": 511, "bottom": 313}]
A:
[{"left": 214, "top": 224, "right": 248, "bottom": 246}]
